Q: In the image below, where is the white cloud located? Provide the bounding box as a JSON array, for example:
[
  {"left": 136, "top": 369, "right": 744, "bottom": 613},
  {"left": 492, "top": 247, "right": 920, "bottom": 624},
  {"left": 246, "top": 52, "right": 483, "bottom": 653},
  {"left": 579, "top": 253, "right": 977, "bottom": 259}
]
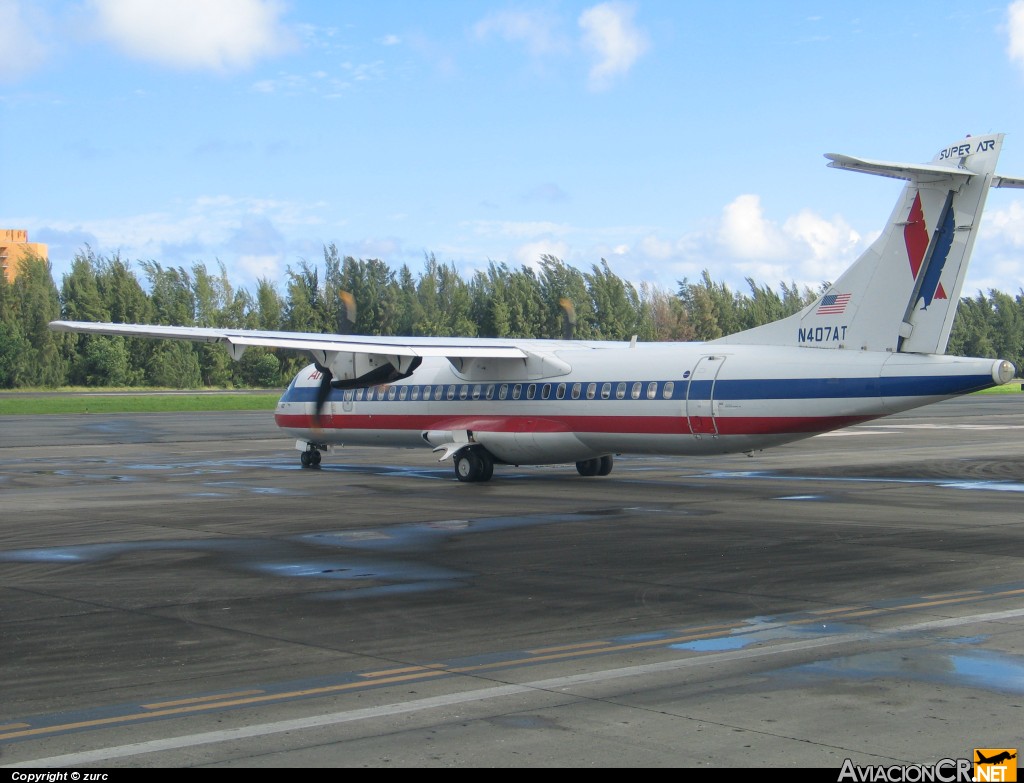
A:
[
  {"left": 473, "top": 9, "right": 568, "bottom": 57},
  {"left": 1008, "top": 0, "right": 1024, "bottom": 70},
  {"left": 513, "top": 240, "right": 571, "bottom": 270},
  {"left": 783, "top": 209, "right": 861, "bottom": 284},
  {"left": 718, "top": 194, "right": 790, "bottom": 259},
  {"left": 983, "top": 198, "right": 1024, "bottom": 245},
  {"left": 467, "top": 219, "right": 572, "bottom": 239},
  {"left": 0, "top": 0, "right": 49, "bottom": 82},
  {"left": 89, "top": 0, "right": 295, "bottom": 72},
  {"left": 578, "top": 2, "right": 649, "bottom": 91},
  {"left": 236, "top": 253, "right": 286, "bottom": 281}
]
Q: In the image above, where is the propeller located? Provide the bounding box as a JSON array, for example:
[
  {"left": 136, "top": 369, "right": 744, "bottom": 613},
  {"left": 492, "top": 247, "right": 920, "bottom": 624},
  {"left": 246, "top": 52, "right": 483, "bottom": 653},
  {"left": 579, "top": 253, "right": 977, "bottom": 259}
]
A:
[
  {"left": 559, "top": 298, "right": 576, "bottom": 340},
  {"left": 313, "top": 361, "right": 333, "bottom": 427},
  {"left": 312, "top": 291, "right": 353, "bottom": 426},
  {"left": 339, "top": 290, "right": 356, "bottom": 334}
]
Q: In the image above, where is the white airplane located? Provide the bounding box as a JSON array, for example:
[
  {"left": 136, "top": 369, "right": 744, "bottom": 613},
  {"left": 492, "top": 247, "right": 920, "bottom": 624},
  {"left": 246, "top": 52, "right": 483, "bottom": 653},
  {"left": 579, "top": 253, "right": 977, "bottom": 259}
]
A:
[{"left": 50, "top": 132, "right": 1024, "bottom": 482}]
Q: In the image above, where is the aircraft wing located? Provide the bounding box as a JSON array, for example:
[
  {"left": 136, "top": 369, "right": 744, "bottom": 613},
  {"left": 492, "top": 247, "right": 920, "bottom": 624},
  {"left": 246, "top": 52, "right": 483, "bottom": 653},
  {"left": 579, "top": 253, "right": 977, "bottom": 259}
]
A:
[
  {"left": 49, "top": 321, "right": 529, "bottom": 359},
  {"left": 47, "top": 320, "right": 573, "bottom": 384}
]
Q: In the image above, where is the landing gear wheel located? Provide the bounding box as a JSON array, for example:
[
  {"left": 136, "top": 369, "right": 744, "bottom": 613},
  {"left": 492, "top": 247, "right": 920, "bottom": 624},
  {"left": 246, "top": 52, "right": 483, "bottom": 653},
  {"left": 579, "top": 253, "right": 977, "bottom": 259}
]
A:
[
  {"left": 311, "top": 449, "right": 322, "bottom": 465},
  {"left": 300, "top": 451, "right": 311, "bottom": 467},
  {"left": 300, "top": 448, "right": 321, "bottom": 468},
  {"left": 478, "top": 449, "right": 494, "bottom": 481},
  {"left": 575, "top": 458, "right": 600, "bottom": 476},
  {"left": 597, "top": 454, "right": 614, "bottom": 476},
  {"left": 455, "top": 450, "right": 482, "bottom": 482},
  {"left": 454, "top": 447, "right": 494, "bottom": 482}
]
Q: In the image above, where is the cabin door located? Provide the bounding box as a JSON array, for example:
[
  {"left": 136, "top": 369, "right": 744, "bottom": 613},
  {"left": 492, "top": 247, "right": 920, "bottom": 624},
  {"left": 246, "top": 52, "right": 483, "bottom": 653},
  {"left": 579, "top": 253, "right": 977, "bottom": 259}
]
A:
[{"left": 685, "top": 355, "right": 726, "bottom": 437}]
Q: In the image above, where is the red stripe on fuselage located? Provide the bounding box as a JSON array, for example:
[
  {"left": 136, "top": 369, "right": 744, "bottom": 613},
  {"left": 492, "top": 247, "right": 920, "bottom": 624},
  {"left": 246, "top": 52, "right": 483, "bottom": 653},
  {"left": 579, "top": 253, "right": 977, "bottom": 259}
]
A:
[{"left": 274, "top": 412, "right": 876, "bottom": 437}]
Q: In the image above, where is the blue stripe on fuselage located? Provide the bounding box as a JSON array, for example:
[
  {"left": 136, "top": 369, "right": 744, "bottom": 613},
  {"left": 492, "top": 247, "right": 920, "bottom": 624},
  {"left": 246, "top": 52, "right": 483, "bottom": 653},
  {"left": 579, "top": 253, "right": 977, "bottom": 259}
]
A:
[{"left": 278, "top": 374, "right": 993, "bottom": 404}]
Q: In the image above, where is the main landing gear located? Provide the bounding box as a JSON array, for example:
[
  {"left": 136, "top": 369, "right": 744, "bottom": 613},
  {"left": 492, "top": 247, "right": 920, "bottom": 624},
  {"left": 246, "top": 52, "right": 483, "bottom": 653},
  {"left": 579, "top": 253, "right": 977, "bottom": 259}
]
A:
[
  {"left": 575, "top": 455, "right": 613, "bottom": 477},
  {"left": 454, "top": 446, "right": 494, "bottom": 483},
  {"left": 299, "top": 447, "right": 322, "bottom": 468}
]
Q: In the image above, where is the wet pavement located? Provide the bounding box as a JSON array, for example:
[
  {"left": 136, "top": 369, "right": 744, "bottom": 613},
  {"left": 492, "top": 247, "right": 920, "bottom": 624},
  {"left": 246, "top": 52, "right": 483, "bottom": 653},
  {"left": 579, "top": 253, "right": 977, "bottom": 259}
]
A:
[{"left": 1, "top": 398, "right": 1023, "bottom": 768}]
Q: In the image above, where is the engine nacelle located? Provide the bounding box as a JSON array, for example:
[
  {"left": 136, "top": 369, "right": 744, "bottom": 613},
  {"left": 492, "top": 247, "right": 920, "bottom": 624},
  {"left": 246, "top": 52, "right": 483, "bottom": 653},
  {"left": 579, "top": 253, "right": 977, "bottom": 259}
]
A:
[{"left": 323, "top": 351, "right": 422, "bottom": 389}]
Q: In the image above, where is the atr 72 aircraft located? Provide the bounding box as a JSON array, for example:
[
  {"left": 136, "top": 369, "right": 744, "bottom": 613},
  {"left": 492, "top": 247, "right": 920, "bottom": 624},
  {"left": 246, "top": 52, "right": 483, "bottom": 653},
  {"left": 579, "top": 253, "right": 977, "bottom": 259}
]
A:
[{"left": 51, "top": 132, "right": 1024, "bottom": 482}]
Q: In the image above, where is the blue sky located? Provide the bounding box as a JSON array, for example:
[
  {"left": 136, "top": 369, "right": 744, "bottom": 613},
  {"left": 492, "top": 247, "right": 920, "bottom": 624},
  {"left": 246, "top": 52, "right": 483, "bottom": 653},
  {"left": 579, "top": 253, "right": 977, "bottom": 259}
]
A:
[{"left": 3, "top": 0, "right": 1024, "bottom": 304}]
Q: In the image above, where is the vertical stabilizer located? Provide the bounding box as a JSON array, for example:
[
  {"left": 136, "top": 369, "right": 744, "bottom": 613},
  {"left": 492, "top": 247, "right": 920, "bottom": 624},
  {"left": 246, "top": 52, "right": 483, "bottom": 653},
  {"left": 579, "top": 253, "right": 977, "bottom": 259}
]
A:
[{"left": 714, "top": 133, "right": 1006, "bottom": 355}]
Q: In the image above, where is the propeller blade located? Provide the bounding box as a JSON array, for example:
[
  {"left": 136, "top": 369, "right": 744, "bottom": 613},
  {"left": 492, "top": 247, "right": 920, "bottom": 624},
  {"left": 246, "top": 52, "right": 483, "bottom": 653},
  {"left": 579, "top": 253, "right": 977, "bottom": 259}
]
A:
[
  {"left": 559, "top": 298, "right": 576, "bottom": 340},
  {"left": 313, "top": 362, "right": 333, "bottom": 426}
]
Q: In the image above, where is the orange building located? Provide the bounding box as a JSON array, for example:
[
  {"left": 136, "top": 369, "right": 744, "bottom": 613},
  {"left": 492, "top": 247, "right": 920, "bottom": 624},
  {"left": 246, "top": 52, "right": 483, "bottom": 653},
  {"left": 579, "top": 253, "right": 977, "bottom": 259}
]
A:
[{"left": 1, "top": 229, "right": 49, "bottom": 283}]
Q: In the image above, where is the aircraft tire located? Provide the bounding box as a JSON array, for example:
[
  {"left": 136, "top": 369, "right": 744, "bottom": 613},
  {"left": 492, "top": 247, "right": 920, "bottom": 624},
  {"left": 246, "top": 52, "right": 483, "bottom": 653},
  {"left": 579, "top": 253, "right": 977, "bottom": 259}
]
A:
[
  {"left": 575, "top": 458, "right": 600, "bottom": 476},
  {"left": 455, "top": 450, "right": 483, "bottom": 482},
  {"left": 300, "top": 451, "right": 311, "bottom": 467},
  {"left": 311, "top": 449, "right": 322, "bottom": 465},
  {"left": 597, "top": 455, "right": 614, "bottom": 476},
  {"left": 478, "top": 449, "right": 494, "bottom": 481}
]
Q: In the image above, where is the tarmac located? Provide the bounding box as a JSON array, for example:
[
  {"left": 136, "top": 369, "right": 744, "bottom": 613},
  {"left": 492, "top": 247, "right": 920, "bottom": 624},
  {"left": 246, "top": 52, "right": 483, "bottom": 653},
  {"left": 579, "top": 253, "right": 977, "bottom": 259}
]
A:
[{"left": 1, "top": 396, "right": 1023, "bottom": 768}]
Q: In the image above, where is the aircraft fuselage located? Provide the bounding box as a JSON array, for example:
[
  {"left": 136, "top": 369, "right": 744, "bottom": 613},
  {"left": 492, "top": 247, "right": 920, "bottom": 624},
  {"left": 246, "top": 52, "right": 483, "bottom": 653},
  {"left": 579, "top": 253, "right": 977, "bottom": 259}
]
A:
[{"left": 275, "top": 344, "right": 1010, "bottom": 466}]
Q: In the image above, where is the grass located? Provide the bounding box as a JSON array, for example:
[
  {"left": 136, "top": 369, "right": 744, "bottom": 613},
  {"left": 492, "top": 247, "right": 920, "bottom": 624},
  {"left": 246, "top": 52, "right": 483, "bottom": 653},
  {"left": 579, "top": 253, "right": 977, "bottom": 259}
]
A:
[
  {"left": 977, "top": 380, "right": 1024, "bottom": 395},
  {"left": 0, "top": 391, "right": 281, "bottom": 415}
]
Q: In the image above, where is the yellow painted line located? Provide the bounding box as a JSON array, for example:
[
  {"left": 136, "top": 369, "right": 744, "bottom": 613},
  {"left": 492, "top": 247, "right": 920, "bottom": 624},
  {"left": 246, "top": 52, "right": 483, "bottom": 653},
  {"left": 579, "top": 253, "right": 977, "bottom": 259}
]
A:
[
  {"left": 530, "top": 641, "right": 614, "bottom": 653},
  {"left": 530, "top": 624, "right": 738, "bottom": 654},
  {"left": 808, "top": 607, "right": 865, "bottom": 616},
  {"left": 361, "top": 663, "right": 447, "bottom": 678},
  {"left": 0, "top": 670, "right": 452, "bottom": 741},
  {"left": 143, "top": 691, "right": 265, "bottom": 709},
  {"left": 0, "top": 723, "right": 30, "bottom": 731}
]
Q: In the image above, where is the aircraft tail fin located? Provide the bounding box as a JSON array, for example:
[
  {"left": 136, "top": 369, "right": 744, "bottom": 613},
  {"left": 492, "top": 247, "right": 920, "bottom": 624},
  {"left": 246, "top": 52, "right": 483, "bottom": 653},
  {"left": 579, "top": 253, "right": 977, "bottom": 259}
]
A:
[{"left": 714, "top": 132, "right": 1021, "bottom": 355}]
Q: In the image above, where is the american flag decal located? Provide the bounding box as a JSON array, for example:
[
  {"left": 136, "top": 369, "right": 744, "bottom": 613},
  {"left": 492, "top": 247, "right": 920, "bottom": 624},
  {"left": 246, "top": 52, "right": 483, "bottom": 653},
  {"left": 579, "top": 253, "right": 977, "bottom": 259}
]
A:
[{"left": 817, "top": 293, "right": 851, "bottom": 315}]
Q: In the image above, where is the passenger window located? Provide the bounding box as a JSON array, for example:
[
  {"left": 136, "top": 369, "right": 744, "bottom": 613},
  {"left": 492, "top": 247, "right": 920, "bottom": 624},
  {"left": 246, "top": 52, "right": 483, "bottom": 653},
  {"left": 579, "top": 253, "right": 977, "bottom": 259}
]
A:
[
  {"left": 586, "top": 383, "right": 596, "bottom": 400},
  {"left": 616, "top": 382, "right": 626, "bottom": 400},
  {"left": 411, "top": 386, "right": 420, "bottom": 401},
  {"left": 388, "top": 386, "right": 397, "bottom": 400},
  {"left": 570, "top": 383, "right": 580, "bottom": 400},
  {"left": 459, "top": 385, "right": 468, "bottom": 400},
  {"left": 355, "top": 389, "right": 364, "bottom": 401},
  {"left": 541, "top": 383, "right": 551, "bottom": 400},
  {"left": 485, "top": 385, "right": 495, "bottom": 400},
  {"left": 472, "top": 384, "right": 482, "bottom": 400},
  {"left": 434, "top": 386, "right": 443, "bottom": 401},
  {"left": 527, "top": 384, "right": 537, "bottom": 400},
  {"left": 631, "top": 382, "right": 642, "bottom": 400},
  {"left": 512, "top": 384, "right": 522, "bottom": 400},
  {"left": 647, "top": 381, "right": 657, "bottom": 399},
  {"left": 663, "top": 381, "right": 674, "bottom": 399},
  {"left": 499, "top": 384, "right": 509, "bottom": 400},
  {"left": 343, "top": 389, "right": 353, "bottom": 402},
  {"left": 601, "top": 382, "right": 611, "bottom": 400},
  {"left": 399, "top": 386, "right": 408, "bottom": 400},
  {"left": 422, "top": 385, "right": 430, "bottom": 400}
]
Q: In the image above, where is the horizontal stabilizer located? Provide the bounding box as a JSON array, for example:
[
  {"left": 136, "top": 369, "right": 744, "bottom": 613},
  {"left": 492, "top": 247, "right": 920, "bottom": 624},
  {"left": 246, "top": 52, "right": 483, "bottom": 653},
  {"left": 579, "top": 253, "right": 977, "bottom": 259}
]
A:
[
  {"left": 824, "top": 153, "right": 974, "bottom": 185},
  {"left": 993, "top": 174, "right": 1024, "bottom": 188}
]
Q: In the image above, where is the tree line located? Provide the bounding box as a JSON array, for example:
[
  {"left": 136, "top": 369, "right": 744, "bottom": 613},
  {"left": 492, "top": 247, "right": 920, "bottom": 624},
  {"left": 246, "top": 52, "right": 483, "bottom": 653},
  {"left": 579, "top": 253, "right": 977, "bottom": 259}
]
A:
[{"left": 0, "top": 244, "right": 1021, "bottom": 389}]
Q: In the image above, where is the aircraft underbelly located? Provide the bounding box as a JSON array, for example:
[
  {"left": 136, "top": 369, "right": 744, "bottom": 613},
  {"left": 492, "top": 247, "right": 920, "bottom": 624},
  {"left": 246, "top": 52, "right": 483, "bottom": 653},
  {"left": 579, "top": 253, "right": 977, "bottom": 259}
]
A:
[{"left": 474, "top": 431, "right": 595, "bottom": 464}]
